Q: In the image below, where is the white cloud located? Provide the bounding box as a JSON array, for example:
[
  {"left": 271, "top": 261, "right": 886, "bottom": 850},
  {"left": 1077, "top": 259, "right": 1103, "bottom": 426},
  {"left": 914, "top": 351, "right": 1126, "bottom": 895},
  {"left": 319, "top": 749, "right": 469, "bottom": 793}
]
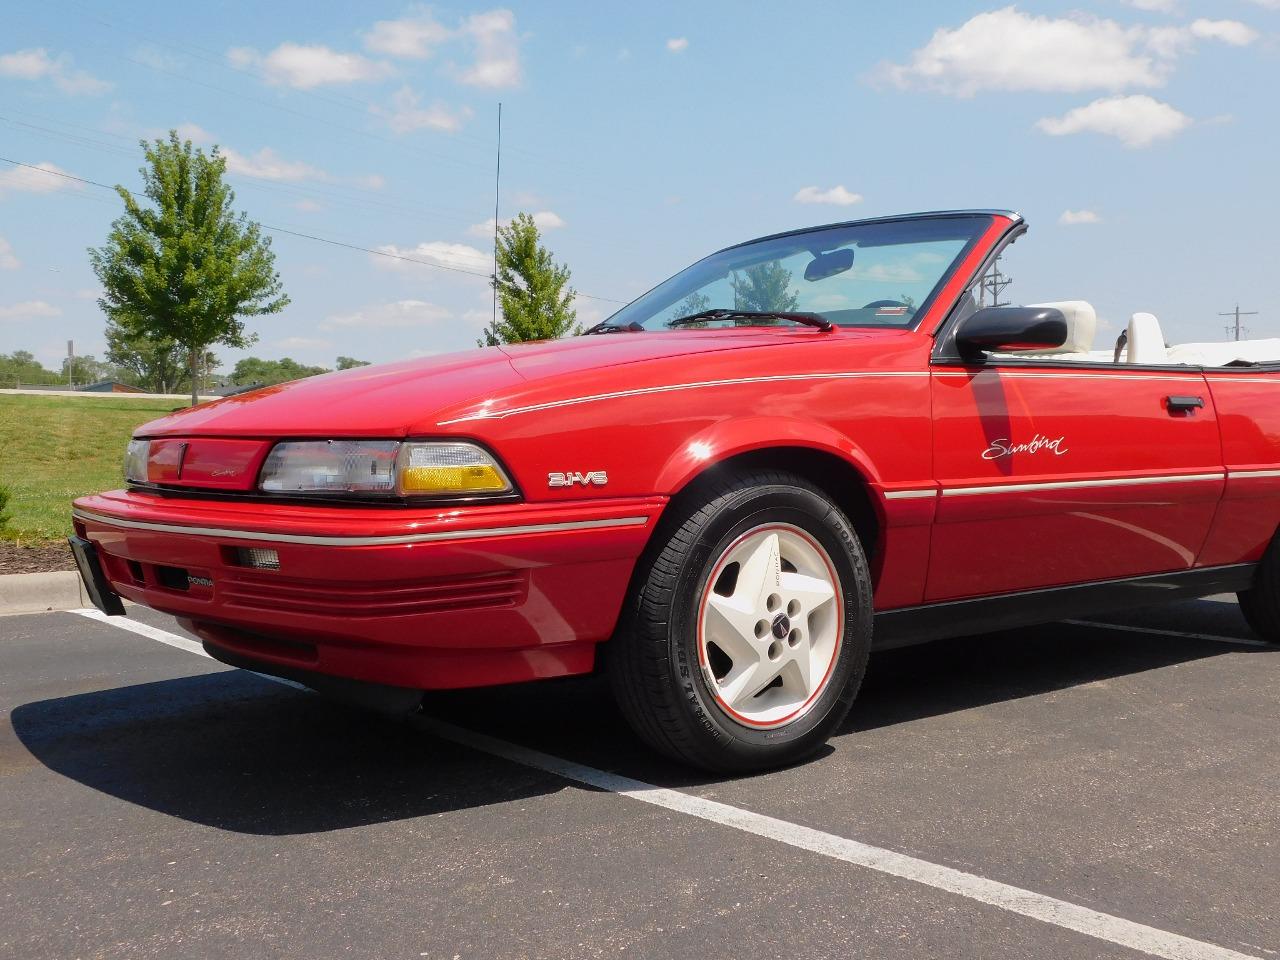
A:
[
  {"left": 276, "top": 336, "right": 333, "bottom": 350},
  {"left": 882, "top": 7, "right": 1257, "bottom": 97},
  {"left": 1036, "top": 94, "right": 1191, "bottom": 147},
  {"left": 223, "top": 146, "right": 326, "bottom": 181},
  {"left": 1125, "top": 0, "right": 1178, "bottom": 11},
  {"left": 364, "top": 10, "right": 451, "bottom": 58},
  {"left": 1059, "top": 209, "right": 1102, "bottom": 225},
  {"left": 456, "top": 9, "right": 522, "bottom": 88},
  {"left": 376, "top": 85, "right": 472, "bottom": 134},
  {"left": 228, "top": 43, "right": 392, "bottom": 89},
  {"left": 0, "top": 48, "right": 110, "bottom": 95},
  {"left": 793, "top": 185, "right": 863, "bottom": 206},
  {"left": 323, "top": 299, "right": 453, "bottom": 329},
  {"left": 1244, "top": 0, "right": 1280, "bottom": 8},
  {"left": 174, "top": 122, "right": 215, "bottom": 144},
  {"left": 666, "top": 37, "right": 689, "bottom": 53},
  {"left": 372, "top": 241, "right": 492, "bottom": 273},
  {"left": 467, "top": 210, "right": 566, "bottom": 236},
  {"left": 0, "top": 300, "right": 61, "bottom": 321},
  {"left": 1188, "top": 18, "right": 1258, "bottom": 45},
  {"left": 0, "top": 237, "right": 18, "bottom": 270},
  {"left": 0, "top": 161, "right": 81, "bottom": 196}
]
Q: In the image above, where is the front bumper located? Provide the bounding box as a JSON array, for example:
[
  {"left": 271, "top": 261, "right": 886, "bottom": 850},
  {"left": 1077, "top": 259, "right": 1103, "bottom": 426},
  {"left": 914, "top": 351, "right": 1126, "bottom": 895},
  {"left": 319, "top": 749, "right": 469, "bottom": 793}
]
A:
[{"left": 72, "top": 490, "right": 664, "bottom": 690}]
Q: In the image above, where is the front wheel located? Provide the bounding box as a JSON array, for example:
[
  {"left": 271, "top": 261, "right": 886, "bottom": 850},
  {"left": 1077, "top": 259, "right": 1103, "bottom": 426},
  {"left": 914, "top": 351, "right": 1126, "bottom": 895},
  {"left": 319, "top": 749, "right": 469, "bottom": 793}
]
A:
[
  {"left": 1238, "top": 533, "right": 1280, "bottom": 644},
  {"left": 609, "top": 470, "right": 872, "bottom": 772}
]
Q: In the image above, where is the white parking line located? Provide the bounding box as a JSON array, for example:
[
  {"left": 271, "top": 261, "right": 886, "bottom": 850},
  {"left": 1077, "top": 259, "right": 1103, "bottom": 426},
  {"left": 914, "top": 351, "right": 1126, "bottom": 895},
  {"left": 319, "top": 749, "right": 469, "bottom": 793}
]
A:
[
  {"left": 1064, "top": 619, "right": 1272, "bottom": 648},
  {"left": 70, "top": 608, "right": 1263, "bottom": 960}
]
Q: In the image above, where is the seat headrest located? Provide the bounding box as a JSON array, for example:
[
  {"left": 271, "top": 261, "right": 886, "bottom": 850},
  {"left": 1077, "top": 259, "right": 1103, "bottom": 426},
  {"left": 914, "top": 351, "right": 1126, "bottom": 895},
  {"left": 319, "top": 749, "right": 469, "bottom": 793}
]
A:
[
  {"left": 1021, "top": 301, "right": 1097, "bottom": 354},
  {"left": 1127, "top": 312, "right": 1168, "bottom": 364}
]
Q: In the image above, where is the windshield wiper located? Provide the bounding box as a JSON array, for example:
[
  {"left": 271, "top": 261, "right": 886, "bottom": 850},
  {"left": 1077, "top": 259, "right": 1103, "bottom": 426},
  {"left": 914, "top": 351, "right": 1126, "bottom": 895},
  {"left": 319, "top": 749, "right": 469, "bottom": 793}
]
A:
[
  {"left": 582, "top": 321, "right": 644, "bottom": 335},
  {"left": 667, "top": 309, "right": 834, "bottom": 332}
]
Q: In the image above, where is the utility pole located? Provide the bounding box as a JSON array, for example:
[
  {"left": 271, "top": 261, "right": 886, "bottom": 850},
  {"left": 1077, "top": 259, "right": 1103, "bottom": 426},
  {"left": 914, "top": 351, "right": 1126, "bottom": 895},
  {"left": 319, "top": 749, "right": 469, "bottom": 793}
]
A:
[
  {"left": 979, "top": 258, "right": 1012, "bottom": 307},
  {"left": 1219, "top": 304, "right": 1258, "bottom": 342},
  {"left": 491, "top": 102, "right": 502, "bottom": 330}
]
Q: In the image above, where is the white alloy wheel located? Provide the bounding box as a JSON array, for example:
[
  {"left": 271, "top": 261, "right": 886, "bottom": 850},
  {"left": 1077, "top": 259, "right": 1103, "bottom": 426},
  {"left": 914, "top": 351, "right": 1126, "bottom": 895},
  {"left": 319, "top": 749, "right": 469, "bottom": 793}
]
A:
[{"left": 697, "top": 523, "right": 843, "bottom": 728}]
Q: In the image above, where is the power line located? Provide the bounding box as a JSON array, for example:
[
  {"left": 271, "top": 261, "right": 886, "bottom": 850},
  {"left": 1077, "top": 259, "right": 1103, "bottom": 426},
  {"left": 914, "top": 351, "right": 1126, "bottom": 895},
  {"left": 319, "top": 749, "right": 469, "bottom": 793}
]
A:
[
  {"left": 0, "top": 155, "right": 626, "bottom": 304},
  {"left": 1218, "top": 304, "right": 1258, "bottom": 342}
]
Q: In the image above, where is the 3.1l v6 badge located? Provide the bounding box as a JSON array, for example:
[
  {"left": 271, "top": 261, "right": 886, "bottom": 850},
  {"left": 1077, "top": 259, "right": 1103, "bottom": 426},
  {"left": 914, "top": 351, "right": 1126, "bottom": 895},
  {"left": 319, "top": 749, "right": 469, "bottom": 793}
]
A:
[{"left": 548, "top": 471, "right": 608, "bottom": 487}]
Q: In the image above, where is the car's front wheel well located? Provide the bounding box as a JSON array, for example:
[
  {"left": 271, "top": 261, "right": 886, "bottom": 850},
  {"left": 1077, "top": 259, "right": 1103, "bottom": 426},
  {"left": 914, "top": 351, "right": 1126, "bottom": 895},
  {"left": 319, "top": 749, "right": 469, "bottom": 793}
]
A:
[{"left": 666, "top": 447, "right": 881, "bottom": 560}]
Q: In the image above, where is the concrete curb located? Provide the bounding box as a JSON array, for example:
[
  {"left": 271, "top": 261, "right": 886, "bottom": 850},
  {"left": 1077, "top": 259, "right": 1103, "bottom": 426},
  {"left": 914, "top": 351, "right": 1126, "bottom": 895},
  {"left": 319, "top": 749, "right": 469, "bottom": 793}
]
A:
[{"left": 0, "top": 571, "right": 89, "bottom": 616}]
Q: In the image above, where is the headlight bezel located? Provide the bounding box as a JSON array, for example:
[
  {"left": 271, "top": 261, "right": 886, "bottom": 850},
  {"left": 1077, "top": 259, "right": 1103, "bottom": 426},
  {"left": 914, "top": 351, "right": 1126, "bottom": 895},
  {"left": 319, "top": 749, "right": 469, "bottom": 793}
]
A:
[{"left": 254, "top": 437, "right": 520, "bottom": 504}]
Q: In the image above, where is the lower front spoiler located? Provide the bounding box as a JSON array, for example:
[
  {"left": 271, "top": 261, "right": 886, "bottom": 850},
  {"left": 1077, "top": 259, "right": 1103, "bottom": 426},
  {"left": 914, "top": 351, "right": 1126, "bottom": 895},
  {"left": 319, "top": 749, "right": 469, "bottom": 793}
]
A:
[
  {"left": 68, "top": 535, "right": 124, "bottom": 616},
  {"left": 202, "top": 637, "right": 425, "bottom": 716}
]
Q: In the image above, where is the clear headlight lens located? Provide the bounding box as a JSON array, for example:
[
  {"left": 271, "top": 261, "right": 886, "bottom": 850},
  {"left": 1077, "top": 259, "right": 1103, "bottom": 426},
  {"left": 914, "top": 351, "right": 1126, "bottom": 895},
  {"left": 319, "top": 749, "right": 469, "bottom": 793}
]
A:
[
  {"left": 257, "top": 440, "right": 513, "bottom": 498},
  {"left": 124, "top": 439, "right": 150, "bottom": 483},
  {"left": 398, "top": 442, "right": 512, "bottom": 495},
  {"left": 259, "top": 440, "right": 399, "bottom": 494}
]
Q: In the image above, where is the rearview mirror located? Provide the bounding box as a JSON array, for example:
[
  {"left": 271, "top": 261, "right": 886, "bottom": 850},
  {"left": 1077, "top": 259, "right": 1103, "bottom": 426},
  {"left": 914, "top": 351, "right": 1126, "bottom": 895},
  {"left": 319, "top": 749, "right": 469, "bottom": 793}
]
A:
[
  {"left": 804, "top": 248, "right": 855, "bottom": 282},
  {"left": 955, "top": 306, "right": 1067, "bottom": 360}
]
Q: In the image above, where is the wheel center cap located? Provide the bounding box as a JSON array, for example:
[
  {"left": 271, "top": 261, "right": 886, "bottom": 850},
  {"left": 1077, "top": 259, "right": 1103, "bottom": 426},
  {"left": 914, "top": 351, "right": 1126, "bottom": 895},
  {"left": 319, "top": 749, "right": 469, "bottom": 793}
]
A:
[{"left": 771, "top": 612, "right": 791, "bottom": 640}]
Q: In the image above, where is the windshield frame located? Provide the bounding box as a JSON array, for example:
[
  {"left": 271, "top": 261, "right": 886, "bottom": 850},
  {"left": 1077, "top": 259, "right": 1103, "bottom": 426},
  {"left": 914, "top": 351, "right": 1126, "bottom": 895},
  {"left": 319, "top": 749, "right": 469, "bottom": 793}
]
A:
[{"left": 597, "top": 211, "right": 1000, "bottom": 334}]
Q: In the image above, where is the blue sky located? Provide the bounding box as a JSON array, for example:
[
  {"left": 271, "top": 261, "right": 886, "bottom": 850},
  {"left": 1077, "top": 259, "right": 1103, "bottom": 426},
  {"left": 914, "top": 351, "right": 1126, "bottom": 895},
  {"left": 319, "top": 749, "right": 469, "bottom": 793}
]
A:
[{"left": 1, "top": 0, "right": 1278, "bottom": 371}]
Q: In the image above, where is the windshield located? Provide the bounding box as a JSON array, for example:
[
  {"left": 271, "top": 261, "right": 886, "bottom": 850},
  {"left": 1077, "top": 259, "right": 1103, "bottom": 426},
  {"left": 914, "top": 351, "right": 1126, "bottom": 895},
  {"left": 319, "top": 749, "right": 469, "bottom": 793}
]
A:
[{"left": 604, "top": 215, "right": 991, "bottom": 331}]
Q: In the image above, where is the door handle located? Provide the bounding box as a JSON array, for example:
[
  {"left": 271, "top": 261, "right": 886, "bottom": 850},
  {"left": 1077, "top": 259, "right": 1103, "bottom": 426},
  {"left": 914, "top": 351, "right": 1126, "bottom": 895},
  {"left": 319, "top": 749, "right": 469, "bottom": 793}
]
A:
[{"left": 1166, "top": 395, "right": 1204, "bottom": 413}]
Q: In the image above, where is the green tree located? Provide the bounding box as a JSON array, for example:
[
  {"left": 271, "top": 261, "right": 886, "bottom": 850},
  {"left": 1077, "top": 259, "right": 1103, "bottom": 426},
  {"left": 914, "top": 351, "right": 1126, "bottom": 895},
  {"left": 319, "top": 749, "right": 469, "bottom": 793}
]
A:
[
  {"left": 0, "top": 351, "right": 60, "bottom": 388},
  {"left": 335, "top": 356, "right": 370, "bottom": 370},
  {"left": 88, "top": 130, "right": 289, "bottom": 406},
  {"left": 105, "top": 322, "right": 191, "bottom": 394},
  {"left": 229, "top": 356, "right": 329, "bottom": 387},
  {"left": 667, "top": 290, "right": 712, "bottom": 327},
  {"left": 478, "top": 212, "right": 579, "bottom": 346},
  {"left": 731, "top": 262, "right": 799, "bottom": 318}
]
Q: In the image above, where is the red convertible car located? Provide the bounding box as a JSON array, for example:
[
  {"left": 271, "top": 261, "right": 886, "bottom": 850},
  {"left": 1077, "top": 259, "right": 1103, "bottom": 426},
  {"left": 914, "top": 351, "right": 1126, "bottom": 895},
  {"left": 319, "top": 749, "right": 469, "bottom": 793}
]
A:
[{"left": 70, "top": 209, "right": 1280, "bottom": 771}]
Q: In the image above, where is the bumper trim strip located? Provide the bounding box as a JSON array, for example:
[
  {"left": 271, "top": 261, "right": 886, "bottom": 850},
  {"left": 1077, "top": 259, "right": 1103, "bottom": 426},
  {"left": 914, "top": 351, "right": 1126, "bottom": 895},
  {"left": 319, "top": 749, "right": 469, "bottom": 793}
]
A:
[{"left": 72, "top": 508, "right": 651, "bottom": 547}]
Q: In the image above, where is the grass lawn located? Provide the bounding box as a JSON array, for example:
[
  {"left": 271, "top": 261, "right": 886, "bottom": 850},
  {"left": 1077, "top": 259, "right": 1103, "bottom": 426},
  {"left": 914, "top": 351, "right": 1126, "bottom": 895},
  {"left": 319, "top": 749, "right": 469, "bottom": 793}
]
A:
[{"left": 0, "top": 395, "right": 182, "bottom": 543}]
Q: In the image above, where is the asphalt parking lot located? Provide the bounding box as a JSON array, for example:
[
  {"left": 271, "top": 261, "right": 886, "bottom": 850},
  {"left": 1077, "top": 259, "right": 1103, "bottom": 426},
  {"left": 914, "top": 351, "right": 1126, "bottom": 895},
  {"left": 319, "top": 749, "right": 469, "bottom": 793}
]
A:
[{"left": 1, "top": 598, "right": 1276, "bottom": 960}]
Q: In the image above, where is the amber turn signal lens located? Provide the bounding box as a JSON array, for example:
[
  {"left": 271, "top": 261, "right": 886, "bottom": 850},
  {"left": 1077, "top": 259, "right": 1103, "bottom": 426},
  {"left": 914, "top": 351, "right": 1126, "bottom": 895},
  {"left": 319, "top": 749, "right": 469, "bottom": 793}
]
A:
[{"left": 397, "top": 443, "right": 513, "bottom": 496}]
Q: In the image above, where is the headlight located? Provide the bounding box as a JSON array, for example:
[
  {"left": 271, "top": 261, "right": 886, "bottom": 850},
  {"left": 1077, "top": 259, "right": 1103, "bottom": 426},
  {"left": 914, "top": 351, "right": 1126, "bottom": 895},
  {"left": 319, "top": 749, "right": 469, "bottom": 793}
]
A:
[
  {"left": 124, "top": 439, "right": 150, "bottom": 483},
  {"left": 258, "top": 440, "right": 513, "bottom": 498},
  {"left": 259, "top": 440, "right": 399, "bottom": 494}
]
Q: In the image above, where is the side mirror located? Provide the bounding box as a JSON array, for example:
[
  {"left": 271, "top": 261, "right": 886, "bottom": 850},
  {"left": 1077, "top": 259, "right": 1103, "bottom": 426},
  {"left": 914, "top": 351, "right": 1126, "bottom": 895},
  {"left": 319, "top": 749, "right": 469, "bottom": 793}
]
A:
[{"left": 955, "top": 306, "right": 1067, "bottom": 360}]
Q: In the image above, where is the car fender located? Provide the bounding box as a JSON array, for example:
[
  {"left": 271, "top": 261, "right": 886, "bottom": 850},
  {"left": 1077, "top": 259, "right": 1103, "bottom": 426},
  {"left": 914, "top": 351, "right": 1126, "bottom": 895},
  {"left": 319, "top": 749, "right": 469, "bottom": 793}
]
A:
[{"left": 653, "top": 415, "right": 882, "bottom": 497}]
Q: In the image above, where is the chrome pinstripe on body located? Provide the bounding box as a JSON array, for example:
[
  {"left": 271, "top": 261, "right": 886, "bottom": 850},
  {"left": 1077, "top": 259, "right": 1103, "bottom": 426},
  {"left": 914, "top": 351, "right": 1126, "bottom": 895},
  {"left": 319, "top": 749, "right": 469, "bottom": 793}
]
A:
[
  {"left": 71, "top": 509, "right": 650, "bottom": 547},
  {"left": 437, "top": 371, "right": 931, "bottom": 425}
]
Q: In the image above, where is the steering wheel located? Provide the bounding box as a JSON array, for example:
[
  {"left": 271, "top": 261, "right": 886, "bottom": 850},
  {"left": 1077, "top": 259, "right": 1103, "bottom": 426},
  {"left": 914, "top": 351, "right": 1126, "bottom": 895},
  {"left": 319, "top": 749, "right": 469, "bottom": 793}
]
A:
[{"left": 862, "top": 299, "right": 915, "bottom": 314}]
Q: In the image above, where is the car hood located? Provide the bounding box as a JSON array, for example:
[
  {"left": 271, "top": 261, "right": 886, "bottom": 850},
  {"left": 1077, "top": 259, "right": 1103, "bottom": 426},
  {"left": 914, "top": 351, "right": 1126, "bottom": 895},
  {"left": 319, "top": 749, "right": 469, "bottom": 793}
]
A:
[{"left": 135, "top": 331, "right": 848, "bottom": 438}]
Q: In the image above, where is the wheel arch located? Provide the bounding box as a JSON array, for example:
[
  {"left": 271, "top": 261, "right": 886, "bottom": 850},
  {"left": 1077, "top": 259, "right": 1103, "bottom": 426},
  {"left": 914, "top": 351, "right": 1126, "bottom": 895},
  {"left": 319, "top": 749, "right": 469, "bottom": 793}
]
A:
[{"left": 653, "top": 419, "right": 885, "bottom": 560}]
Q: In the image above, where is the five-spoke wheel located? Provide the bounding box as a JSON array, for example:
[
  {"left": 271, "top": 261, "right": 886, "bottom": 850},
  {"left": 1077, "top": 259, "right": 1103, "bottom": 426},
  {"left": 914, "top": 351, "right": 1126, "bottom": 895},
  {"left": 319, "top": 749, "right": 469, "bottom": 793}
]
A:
[{"left": 609, "top": 469, "right": 873, "bottom": 772}]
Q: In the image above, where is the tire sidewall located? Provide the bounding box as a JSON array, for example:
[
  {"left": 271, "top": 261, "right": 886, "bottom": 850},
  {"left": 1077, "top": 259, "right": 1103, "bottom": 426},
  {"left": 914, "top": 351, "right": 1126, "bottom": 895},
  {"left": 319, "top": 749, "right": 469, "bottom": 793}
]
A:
[{"left": 663, "top": 482, "right": 871, "bottom": 757}]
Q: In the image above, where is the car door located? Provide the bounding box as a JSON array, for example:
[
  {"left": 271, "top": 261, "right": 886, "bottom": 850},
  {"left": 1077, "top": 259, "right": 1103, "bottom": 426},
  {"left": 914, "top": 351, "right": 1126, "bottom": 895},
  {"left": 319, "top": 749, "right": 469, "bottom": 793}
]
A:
[{"left": 926, "top": 361, "right": 1225, "bottom": 601}]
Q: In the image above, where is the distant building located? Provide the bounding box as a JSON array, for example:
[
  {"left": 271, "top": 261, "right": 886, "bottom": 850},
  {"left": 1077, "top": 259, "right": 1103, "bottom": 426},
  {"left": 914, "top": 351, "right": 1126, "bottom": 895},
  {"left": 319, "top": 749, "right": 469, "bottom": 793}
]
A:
[{"left": 78, "top": 380, "right": 146, "bottom": 394}]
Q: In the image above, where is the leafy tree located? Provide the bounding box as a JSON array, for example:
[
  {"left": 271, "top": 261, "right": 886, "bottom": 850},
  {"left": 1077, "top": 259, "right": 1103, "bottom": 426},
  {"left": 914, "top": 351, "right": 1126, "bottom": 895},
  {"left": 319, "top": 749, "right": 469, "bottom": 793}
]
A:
[
  {"left": 229, "top": 356, "right": 329, "bottom": 387},
  {"left": 0, "top": 351, "right": 60, "bottom": 387},
  {"left": 59, "top": 354, "right": 131, "bottom": 386},
  {"left": 478, "top": 212, "right": 579, "bottom": 346},
  {"left": 335, "top": 356, "right": 370, "bottom": 370},
  {"left": 105, "top": 322, "right": 192, "bottom": 394},
  {"left": 731, "top": 262, "right": 799, "bottom": 318},
  {"left": 88, "top": 130, "right": 289, "bottom": 406}
]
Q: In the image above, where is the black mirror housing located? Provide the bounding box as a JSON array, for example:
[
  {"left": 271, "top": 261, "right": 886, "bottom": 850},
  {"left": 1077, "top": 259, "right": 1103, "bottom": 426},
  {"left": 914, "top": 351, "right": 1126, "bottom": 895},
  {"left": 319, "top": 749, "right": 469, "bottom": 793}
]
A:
[
  {"left": 955, "top": 306, "right": 1067, "bottom": 360},
  {"left": 803, "top": 248, "right": 855, "bottom": 282}
]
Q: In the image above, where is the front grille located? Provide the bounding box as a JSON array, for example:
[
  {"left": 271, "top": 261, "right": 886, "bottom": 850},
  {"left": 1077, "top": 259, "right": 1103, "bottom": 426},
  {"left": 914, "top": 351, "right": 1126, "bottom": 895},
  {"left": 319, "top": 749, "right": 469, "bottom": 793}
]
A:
[{"left": 220, "top": 570, "right": 527, "bottom": 618}]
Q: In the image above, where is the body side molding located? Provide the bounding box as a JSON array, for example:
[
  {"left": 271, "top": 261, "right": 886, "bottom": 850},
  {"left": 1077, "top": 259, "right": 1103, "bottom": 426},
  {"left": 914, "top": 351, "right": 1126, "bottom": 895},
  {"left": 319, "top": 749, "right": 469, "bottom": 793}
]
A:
[{"left": 872, "top": 564, "right": 1256, "bottom": 649}]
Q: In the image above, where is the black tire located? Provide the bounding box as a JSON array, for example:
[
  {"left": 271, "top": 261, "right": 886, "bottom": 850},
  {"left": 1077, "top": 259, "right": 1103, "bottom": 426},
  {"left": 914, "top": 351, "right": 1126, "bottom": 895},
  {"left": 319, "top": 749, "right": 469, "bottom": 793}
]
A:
[
  {"left": 608, "top": 469, "right": 873, "bottom": 772},
  {"left": 1238, "top": 534, "right": 1280, "bottom": 644}
]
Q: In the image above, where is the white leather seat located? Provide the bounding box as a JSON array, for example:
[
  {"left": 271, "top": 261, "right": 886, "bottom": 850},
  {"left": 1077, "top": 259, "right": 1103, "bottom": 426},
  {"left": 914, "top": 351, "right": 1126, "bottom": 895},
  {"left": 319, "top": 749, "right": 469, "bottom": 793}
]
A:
[
  {"left": 1126, "top": 312, "right": 1168, "bottom": 364},
  {"left": 993, "top": 300, "right": 1097, "bottom": 359}
]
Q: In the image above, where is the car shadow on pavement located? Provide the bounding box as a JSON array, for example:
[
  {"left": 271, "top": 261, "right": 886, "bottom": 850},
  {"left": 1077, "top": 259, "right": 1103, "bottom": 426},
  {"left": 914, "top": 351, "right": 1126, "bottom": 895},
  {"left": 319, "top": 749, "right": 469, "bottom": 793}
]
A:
[
  {"left": 9, "top": 668, "right": 569, "bottom": 836},
  {"left": 11, "top": 605, "right": 1272, "bottom": 832}
]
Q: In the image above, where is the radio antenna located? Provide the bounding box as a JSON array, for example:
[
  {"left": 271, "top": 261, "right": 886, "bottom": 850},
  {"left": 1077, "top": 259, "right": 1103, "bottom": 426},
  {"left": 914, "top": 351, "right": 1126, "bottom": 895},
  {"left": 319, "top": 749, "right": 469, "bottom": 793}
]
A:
[{"left": 491, "top": 102, "right": 502, "bottom": 328}]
